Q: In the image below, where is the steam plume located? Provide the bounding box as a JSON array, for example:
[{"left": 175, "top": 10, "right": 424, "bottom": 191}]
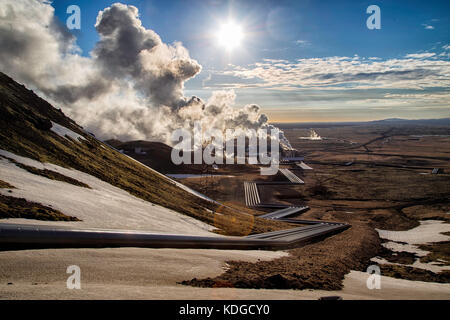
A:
[{"left": 0, "top": 1, "right": 292, "bottom": 149}]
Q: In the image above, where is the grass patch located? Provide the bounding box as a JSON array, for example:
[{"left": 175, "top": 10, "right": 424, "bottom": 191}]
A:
[
  {"left": 306, "top": 182, "right": 334, "bottom": 199},
  {"left": 417, "top": 241, "right": 450, "bottom": 266},
  {"left": 377, "top": 246, "right": 417, "bottom": 265},
  {"left": 0, "top": 179, "right": 14, "bottom": 189},
  {"left": 380, "top": 264, "right": 450, "bottom": 283},
  {"left": 0, "top": 194, "right": 79, "bottom": 221}
]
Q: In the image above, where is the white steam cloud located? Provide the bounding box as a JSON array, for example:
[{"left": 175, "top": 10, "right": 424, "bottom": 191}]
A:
[{"left": 0, "top": 1, "right": 292, "bottom": 149}]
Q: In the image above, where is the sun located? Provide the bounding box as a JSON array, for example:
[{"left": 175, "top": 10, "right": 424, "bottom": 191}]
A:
[{"left": 216, "top": 21, "right": 244, "bottom": 51}]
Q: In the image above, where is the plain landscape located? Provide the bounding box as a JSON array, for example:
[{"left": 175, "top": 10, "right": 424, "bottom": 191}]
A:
[
  {"left": 0, "top": 0, "right": 449, "bottom": 302},
  {"left": 0, "top": 72, "right": 449, "bottom": 299}
]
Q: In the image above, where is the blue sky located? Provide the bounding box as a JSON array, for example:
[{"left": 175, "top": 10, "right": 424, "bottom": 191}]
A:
[{"left": 51, "top": 0, "right": 450, "bottom": 122}]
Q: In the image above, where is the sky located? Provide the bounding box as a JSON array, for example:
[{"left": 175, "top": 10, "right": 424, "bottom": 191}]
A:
[{"left": 22, "top": 0, "right": 450, "bottom": 122}]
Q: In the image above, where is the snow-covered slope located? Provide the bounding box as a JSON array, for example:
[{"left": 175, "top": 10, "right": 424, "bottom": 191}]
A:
[{"left": 0, "top": 149, "right": 217, "bottom": 235}]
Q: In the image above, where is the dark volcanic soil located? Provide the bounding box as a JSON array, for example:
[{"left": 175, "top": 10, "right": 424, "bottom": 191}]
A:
[
  {"left": 182, "top": 222, "right": 381, "bottom": 290},
  {"left": 380, "top": 265, "right": 450, "bottom": 283}
]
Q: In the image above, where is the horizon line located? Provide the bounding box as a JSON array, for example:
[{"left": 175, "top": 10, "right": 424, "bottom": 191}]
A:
[{"left": 269, "top": 117, "right": 450, "bottom": 124}]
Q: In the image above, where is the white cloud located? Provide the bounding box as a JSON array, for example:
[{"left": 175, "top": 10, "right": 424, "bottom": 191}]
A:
[
  {"left": 294, "top": 40, "right": 310, "bottom": 46},
  {"left": 405, "top": 53, "right": 436, "bottom": 59},
  {"left": 422, "top": 24, "right": 435, "bottom": 30},
  {"left": 212, "top": 54, "right": 450, "bottom": 91}
]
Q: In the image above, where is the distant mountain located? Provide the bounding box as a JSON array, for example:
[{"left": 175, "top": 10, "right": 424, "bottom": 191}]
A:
[
  {"left": 105, "top": 139, "right": 196, "bottom": 174},
  {"left": 104, "top": 139, "right": 123, "bottom": 148},
  {"left": 273, "top": 117, "right": 450, "bottom": 129},
  {"left": 374, "top": 118, "right": 407, "bottom": 122},
  {"left": 369, "top": 118, "right": 450, "bottom": 125},
  {"left": 104, "top": 139, "right": 263, "bottom": 175}
]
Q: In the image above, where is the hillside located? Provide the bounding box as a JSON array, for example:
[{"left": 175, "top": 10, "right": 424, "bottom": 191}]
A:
[
  {"left": 0, "top": 72, "right": 289, "bottom": 236},
  {"left": 106, "top": 139, "right": 274, "bottom": 175},
  {"left": 105, "top": 140, "right": 200, "bottom": 174}
]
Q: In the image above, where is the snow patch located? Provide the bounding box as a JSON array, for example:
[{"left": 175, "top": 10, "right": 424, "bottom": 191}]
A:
[
  {"left": 50, "top": 121, "right": 86, "bottom": 142},
  {"left": 371, "top": 256, "right": 450, "bottom": 273},
  {"left": 375, "top": 220, "right": 450, "bottom": 273},
  {"left": 382, "top": 241, "right": 429, "bottom": 257},
  {"left": 376, "top": 220, "right": 450, "bottom": 244},
  {"left": 122, "top": 153, "right": 217, "bottom": 203},
  {"left": 0, "top": 149, "right": 219, "bottom": 236}
]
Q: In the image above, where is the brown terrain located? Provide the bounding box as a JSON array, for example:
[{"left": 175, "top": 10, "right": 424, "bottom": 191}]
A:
[{"left": 152, "top": 122, "right": 450, "bottom": 289}]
